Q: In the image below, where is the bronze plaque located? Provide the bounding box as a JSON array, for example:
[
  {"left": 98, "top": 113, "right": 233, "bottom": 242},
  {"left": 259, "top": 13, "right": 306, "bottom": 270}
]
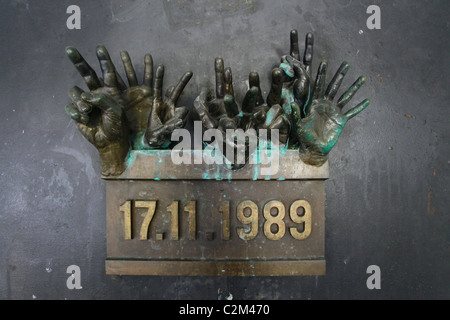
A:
[
  {"left": 63, "top": 29, "right": 369, "bottom": 277},
  {"left": 104, "top": 150, "right": 328, "bottom": 276}
]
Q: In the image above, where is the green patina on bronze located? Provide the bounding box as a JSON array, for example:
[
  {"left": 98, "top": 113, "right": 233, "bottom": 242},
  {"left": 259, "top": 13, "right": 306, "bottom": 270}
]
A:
[
  {"left": 64, "top": 45, "right": 192, "bottom": 176},
  {"left": 289, "top": 60, "right": 370, "bottom": 166},
  {"left": 65, "top": 30, "right": 370, "bottom": 177}
]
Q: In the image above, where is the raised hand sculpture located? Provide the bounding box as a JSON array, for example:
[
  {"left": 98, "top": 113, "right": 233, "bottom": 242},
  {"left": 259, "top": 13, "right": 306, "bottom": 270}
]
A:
[
  {"left": 65, "top": 45, "right": 192, "bottom": 175},
  {"left": 193, "top": 58, "right": 290, "bottom": 168},
  {"left": 193, "top": 58, "right": 242, "bottom": 131},
  {"left": 65, "top": 46, "right": 130, "bottom": 176},
  {"left": 277, "top": 30, "right": 370, "bottom": 166},
  {"left": 290, "top": 61, "right": 370, "bottom": 166},
  {"left": 119, "top": 50, "right": 192, "bottom": 149},
  {"left": 65, "top": 29, "right": 370, "bottom": 175},
  {"left": 242, "top": 69, "right": 291, "bottom": 145},
  {"left": 279, "top": 30, "right": 314, "bottom": 116}
]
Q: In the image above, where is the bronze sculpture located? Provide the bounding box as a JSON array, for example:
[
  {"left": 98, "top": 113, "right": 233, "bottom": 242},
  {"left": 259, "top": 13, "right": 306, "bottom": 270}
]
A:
[
  {"left": 65, "top": 45, "right": 192, "bottom": 176},
  {"left": 63, "top": 29, "right": 370, "bottom": 277},
  {"left": 277, "top": 31, "right": 370, "bottom": 165},
  {"left": 65, "top": 46, "right": 130, "bottom": 177},
  {"left": 193, "top": 58, "right": 290, "bottom": 168},
  {"left": 290, "top": 59, "right": 370, "bottom": 166},
  {"left": 65, "top": 29, "right": 370, "bottom": 176}
]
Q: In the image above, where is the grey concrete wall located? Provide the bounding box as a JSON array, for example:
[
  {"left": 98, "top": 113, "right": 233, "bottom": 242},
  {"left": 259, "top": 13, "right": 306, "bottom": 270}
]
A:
[{"left": 0, "top": 0, "right": 448, "bottom": 299}]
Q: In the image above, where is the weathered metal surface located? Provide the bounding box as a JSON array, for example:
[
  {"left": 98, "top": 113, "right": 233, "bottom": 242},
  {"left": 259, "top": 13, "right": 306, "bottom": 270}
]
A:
[
  {"left": 65, "top": 30, "right": 369, "bottom": 178},
  {"left": 1, "top": 0, "right": 447, "bottom": 299},
  {"left": 103, "top": 150, "right": 329, "bottom": 181},
  {"left": 64, "top": 45, "right": 193, "bottom": 176},
  {"left": 105, "top": 152, "right": 327, "bottom": 276},
  {"left": 106, "top": 260, "right": 325, "bottom": 277}
]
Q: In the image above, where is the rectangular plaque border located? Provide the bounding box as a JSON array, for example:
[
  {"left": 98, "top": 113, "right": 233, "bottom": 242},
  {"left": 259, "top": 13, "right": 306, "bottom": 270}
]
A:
[
  {"left": 104, "top": 150, "right": 328, "bottom": 277},
  {"left": 102, "top": 150, "right": 329, "bottom": 181},
  {"left": 105, "top": 259, "right": 326, "bottom": 276}
]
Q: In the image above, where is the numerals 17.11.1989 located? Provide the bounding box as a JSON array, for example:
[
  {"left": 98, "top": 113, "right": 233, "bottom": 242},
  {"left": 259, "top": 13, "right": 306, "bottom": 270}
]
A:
[{"left": 120, "top": 199, "right": 312, "bottom": 241}]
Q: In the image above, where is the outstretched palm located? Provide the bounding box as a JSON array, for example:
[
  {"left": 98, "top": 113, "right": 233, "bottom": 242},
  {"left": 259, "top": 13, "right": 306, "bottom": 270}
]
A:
[{"left": 290, "top": 61, "right": 370, "bottom": 166}]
